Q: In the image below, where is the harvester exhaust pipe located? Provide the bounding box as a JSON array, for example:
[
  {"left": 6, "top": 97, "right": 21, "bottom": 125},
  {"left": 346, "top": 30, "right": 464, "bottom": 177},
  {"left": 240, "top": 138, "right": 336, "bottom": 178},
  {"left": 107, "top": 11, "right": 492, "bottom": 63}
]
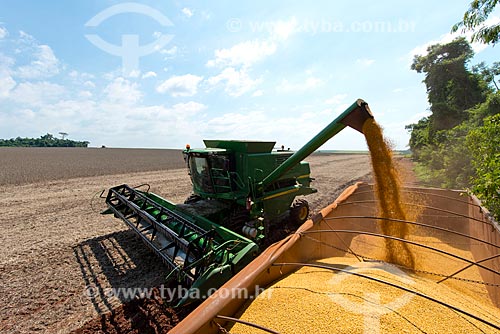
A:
[{"left": 260, "top": 99, "right": 373, "bottom": 189}]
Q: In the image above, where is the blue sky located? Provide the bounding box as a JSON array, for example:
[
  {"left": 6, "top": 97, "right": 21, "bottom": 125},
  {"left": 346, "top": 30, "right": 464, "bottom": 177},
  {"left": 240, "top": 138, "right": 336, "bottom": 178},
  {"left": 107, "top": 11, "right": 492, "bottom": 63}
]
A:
[{"left": 0, "top": 1, "right": 498, "bottom": 150}]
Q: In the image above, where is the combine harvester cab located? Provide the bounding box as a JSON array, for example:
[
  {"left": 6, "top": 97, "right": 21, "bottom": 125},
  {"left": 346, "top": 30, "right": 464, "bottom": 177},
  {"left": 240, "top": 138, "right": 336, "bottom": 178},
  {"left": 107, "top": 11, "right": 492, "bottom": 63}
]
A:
[
  {"left": 103, "top": 99, "right": 373, "bottom": 306},
  {"left": 170, "top": 183, "right": 500, "bottom": 333}
]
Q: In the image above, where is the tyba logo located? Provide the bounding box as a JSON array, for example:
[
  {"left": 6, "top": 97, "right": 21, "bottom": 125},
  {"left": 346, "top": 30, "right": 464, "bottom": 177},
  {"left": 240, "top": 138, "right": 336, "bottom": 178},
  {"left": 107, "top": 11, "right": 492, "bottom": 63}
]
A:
[
  {"left": 85, "top": 3, "right": 173, "bottom": 75},
  {"left": 328, "top": 261, "right": 415, "bottom": 334}
]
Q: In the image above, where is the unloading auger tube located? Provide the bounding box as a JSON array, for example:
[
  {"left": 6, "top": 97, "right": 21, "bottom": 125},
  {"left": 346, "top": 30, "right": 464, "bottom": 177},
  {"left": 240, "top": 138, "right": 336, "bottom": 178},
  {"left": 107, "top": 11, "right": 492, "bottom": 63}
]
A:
[{"left": 259, "top": 98, "right": 373, "bottom": 191}]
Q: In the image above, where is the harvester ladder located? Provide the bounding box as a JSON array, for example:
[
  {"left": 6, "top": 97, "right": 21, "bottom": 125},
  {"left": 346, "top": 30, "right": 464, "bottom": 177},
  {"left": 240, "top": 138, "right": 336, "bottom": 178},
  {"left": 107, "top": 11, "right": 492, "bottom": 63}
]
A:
[
  {"left": 105, "top": 184, "right": 216, "bottom": 286},
  {"left": 210, "top": 168, "right": 232, "bottom": 193}
]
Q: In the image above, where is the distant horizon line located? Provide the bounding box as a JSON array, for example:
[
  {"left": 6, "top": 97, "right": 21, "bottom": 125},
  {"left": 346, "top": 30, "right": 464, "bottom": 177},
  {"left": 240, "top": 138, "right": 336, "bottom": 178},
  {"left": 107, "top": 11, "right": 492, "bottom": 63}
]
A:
[{"left": 88, "top": 146, "right": 410, "bottom": 153}]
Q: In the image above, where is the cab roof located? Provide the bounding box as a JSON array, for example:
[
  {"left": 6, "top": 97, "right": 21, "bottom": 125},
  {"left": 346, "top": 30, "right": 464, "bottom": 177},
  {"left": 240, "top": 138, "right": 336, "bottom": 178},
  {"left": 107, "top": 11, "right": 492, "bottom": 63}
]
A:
[{"left": 203, "top": 140, "right": 275, "bottom": 153}]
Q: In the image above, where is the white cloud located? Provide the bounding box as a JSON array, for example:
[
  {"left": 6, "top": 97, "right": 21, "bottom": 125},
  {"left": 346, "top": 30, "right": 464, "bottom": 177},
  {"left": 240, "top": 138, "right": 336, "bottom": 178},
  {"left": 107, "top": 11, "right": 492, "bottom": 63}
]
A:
[
  {"left": 202, "top": 108, "right": 351, "bottom": 149},
  {"left": 0, "top": 53, "right": 15, "bottom": 72},
  {"left": 172, "top": 101, "right": 206, "bottom": 116},
  {"left": 102, "top": 71, "right": 117, "bottom": 81},
  {"left": 206, "top": 40, "right": 277, "bottom": 68},
  {"left": 19, "top": 30, "right": 36, "bottom": 43},
  {"left": 16, "top": 44, "right": 60, "bottom": 79},
  {"left": 356, "top": 58, "right": 375, "bottom": 67},
  {"left": 68, "top": 70, "right": 94, "bottom": 80},
  {"left": 410, "top": 16, "right": 500, "bottom": 58},
  {"left": 160, "top": 46, "right": 178, "bottom": 59},
  {"left": 0, "top": 26, "right": 8, "bottom": 39},
  {"left": 121, "top": 102, "right": 206, "bottom": 124},
  {"left": 79, "top": 90, "right": 93, "bottom": 98},
  {"left": 83, "top": 80, "right": 96, "bottom": 88},
  {"left": 182, "top": 7, "right": 193, "bottom": 18},
  {"left": 252, "top": 90, "right": 264, "bottom": 97},
  {"left": 156, "top": 74, "right": 203, "bottom": 97},
  {"left": 207, "top": 67, "right": 261, "bottom": 97},
  {"left": 128, "top": 70, "right": 141, "bottom": 78},
  {"left": 85, "top": 101, "right": 209, "bottom": 148},
  {"left": 276, "top": 76, "right": 322, "bottom": 93},
  {"left": 332, "top": 103, "right": 351, "bottom": 114},
  {"left": 204, "top": 21, "right": 299, "bottom": 99},
  {"left": 324, "top": 93, "right": 347, "bottom": 105},
  {"left": 270, "top": 17, "right": 298, "bottom": 41},
  {"left": 0, "top": 76, "right": 16, "bottom": 98},
  {"left": 142, "top": 71, "right": 157, "bottom": 79},
  {"left": 206, "top": 111, "right": 271, "bottom": 138},
  {"left": 104, "top": 77, "right": 142, "bottom": 104},
  {"left": 39, "top": 99, "right": 96, "bottom": 119},
  {"left": 161, "top": 46, "right": 178, "bottom": 55},
  {"left": 9, "top": 81, "right": 66, "bottom": 106}
]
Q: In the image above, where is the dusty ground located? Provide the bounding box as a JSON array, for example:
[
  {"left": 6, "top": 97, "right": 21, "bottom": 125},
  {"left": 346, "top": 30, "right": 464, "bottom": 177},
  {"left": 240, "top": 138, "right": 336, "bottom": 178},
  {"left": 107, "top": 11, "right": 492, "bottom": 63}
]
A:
[
  {"left": 0, "top": 150, "right": 377, "bottom": 333},
  {"left": 0, "top": 147, "right": 184, "bottom": 186}
]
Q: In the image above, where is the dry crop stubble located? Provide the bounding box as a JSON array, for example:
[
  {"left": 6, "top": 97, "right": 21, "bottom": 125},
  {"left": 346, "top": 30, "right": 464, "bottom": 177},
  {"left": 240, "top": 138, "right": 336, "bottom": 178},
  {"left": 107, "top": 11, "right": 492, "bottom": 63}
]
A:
[{"left": 0, "top": 147, "right": 185, "bottom": 186}]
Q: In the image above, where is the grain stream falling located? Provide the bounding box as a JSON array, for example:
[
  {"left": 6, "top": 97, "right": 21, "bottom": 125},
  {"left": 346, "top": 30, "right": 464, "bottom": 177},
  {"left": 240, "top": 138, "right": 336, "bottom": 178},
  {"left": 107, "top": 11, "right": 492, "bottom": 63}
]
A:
[{"left": 362, "top": 118, "right": 415, "bottom": 269}]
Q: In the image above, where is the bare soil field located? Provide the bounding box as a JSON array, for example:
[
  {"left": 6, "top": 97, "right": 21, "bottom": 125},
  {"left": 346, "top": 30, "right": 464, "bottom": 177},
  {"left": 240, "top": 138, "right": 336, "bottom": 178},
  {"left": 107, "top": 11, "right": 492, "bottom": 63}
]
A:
[
  {"left": 0, "top": 148, "right": 380, "bottom": 333},
  {"left": 0, "top": 147, "right": 185, "bottom": 186}
]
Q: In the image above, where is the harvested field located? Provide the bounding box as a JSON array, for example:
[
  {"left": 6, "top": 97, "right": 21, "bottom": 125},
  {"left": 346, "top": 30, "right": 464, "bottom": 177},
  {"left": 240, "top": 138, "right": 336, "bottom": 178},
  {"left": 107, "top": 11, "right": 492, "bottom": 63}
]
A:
[
  {"left": 0, "top": 147, "right": 185, "bottom": 186},
  {"left": 0, "top": 148, "right": 374, "bottom": 333}
]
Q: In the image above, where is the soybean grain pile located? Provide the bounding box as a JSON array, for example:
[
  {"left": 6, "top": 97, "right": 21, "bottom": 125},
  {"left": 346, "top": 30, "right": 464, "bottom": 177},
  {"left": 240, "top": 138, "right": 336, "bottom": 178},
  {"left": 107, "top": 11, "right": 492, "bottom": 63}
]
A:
[
  {"left": 0, "top": 147, "right": 373, "bottom": 333},
  {"left": 231, "top": 257, "right": 500, "bottom": 334}
]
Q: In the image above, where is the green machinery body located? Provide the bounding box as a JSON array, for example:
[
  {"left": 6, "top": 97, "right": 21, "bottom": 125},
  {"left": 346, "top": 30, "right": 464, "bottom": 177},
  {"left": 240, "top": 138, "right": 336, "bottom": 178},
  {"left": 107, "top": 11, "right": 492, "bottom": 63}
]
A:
[
  {"left": 104, "top": 99, "right": 373, "bottom": 305},
  {"left": 181, "top": 140, "right": 315, "bottom": 241}
]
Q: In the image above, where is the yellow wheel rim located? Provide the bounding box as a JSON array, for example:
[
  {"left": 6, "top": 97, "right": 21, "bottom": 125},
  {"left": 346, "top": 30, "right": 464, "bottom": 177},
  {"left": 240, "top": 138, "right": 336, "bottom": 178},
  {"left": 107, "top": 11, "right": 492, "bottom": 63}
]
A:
[{"left": 298, "top": 206, "right": 308, "bottom": 221}]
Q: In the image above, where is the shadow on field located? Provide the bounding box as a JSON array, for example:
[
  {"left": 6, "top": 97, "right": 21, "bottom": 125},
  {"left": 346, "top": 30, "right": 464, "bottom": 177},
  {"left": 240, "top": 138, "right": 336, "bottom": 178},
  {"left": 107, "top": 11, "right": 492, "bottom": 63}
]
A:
[{"left": 73, "top": 230, "right": 168, "bottom": 315}]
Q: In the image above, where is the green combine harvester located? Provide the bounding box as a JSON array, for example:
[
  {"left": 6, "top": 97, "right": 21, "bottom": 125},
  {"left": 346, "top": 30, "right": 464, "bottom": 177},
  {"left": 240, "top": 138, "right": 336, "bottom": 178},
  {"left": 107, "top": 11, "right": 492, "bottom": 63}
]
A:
[{"left": 104, "top": 99, "right": 373, "bottom": 305}]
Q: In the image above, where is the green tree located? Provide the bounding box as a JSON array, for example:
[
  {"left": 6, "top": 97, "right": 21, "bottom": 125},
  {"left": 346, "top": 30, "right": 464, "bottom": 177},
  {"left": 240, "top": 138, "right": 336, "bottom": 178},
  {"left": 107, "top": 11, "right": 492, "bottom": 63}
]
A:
[
  {"left": 452, "top": 0, "right": 500, "bottom": 45},
  {"left": 467, "top": 113, "right": 500, "bottom": 220},
  {"left": 468, "top": 90, "right": 500, "bottom": 124},
  {"left": 406, "top": 38, "right": 496, "bottom": 190},
  {"left": 411, "top": 37, "right": 487, "bottom": 138},
  {"left": 405, "top": 117, "right": 430, "bottom": 160},
  {"left": 472, "top": 61, "right": 500, "bottom": 91},
  {"left": 0, "top": 134, "right": 89, "bottom": 147}
]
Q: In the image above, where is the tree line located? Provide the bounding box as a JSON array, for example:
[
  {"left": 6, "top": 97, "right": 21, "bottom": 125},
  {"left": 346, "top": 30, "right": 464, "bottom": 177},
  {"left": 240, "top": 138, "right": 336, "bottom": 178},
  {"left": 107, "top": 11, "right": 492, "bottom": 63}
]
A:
[
  {"left": 406, "top": 0, "right": 500, "bottom": 220},
  {"left": 0, "top": 133, "right": 90, "bottom": 147}
]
